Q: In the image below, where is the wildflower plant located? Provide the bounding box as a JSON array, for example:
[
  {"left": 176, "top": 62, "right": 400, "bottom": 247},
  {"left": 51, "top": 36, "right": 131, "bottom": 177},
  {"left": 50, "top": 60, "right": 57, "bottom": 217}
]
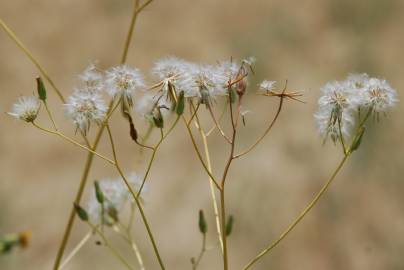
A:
[{"left": 0, "top": 1, "right": 399, "bottom": 270}]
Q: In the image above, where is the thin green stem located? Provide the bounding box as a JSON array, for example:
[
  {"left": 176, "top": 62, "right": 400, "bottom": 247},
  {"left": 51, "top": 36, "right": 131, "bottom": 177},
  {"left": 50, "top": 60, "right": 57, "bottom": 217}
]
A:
[
  {"left": 53, "top": 0, "right": 153, "bottom": 266},
  {"left": 190, "top": 103, "right": 224, "bottom": 252},
  {"left": 32, "top": 122, "right": 115, "bottom": 165},
  {"left": 121, "top": 0, "right": 155, "bottom": 64},
  {"left": 0, "top": 18, "right": 65, "bottom": 103},
  {"left": 192, "top": 233, "right": 207, "bottom": 270},
  {"left": 106, "top": 124, "right": 165, "bottom": 270},
  {"left": 88, "top": 223, "right": 134, "bottom": 270},
  {"left": 220, "top": 189, "right": 229, "bottom": 270},
  {"left": 241, "top": 154, "right": 349, "bottom": 270},
  {"left": 114, "top": 222, "right": 146, "bottom": 270},
  {"left": 234, "top": 95, "right": 284, "bottom": 159},
  {"left": 137, "top": 115, "right": 180, "bottom": 195},
  {"left": 59, "top": 231, "right": 92, "bottom": 270},
  {"left": 43, "top": 101, "right": 58, "bottom": 131}
]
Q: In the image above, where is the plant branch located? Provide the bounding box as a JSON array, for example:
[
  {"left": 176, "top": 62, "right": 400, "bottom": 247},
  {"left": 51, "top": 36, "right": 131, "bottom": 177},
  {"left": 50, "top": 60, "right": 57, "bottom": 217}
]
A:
[{"left": 0, "top": 18, "right": 65, "bottom": 103}]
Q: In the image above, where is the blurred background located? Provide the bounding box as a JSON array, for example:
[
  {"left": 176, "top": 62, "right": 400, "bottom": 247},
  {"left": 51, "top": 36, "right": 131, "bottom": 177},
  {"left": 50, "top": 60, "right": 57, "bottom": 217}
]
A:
[{"left": 1, "top": 0, "right": 403, "bottom": 269}]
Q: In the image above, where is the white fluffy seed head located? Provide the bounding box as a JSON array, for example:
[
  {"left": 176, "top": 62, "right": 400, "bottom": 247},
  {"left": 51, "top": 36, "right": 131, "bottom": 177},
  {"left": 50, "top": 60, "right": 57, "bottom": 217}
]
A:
[
  {"left": 65, "top": 89, "right": 107, "bottom": 134},
  {"left": 314, "top": 107, "right": 354, "bottom": 143},
  {"left": 78, "top": 63, "right": 104, "bottom": 92},
  {"left": 152, "top": 57, "right": 195, "bottom": 97},
  {"left": 105, "top": 65, "right": 145, "bottom": 107},
  {"left": 315, "top": 73, "right": 398, "bottom": 143},
  {"left": 362, "top": 78, "right": 398, "bottom": 113},
  {"left": 8, "top": 96, "right": 41, "bottom": 122},
  {"left": 259, "top": 80, "right": 277, "bottom": 93},
  {"left": 315, "top": 80, "right": 356, "bottom": 142}
]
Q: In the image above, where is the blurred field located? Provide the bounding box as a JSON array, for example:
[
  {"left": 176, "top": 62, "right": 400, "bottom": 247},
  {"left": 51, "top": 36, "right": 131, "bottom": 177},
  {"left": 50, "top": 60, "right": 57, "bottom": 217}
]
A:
[{"left": 1, "top": 0, "right": 404, "bottom": 269}]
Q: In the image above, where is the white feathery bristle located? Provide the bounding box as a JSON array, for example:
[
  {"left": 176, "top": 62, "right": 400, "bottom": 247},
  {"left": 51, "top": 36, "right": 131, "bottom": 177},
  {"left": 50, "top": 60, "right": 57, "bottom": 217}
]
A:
[
  {"left": 8, "top": 96, "right": 41, "bottom": 122},
  {"left": 65, "top": 89, "right": 107, "bottom": 134},
  {"left": 105, "top": 65, "right": 145, "bottom": 107}
]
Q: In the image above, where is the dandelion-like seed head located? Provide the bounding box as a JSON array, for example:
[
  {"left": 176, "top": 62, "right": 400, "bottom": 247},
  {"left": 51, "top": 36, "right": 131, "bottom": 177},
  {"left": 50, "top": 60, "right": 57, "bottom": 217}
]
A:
[
  {"left": 152, "top": 57, "right": 194, "bottom": 97},
  {"left": 78, "top": 63, "right": 104, "bottom": 92},
  {"left": 363, "top": 78, "right": 397, "bottom": 113},
  {"left": 259, "top": 80, "right": 277, "bottom": 93},
  {"left": 315, "top": 80, "right": 355, "bottom": 143},
  {"left": 65, "top": 89, "right": 107, "bottom": 134},
  {"left": 105, "top": 65, "right": 145, "bottom": 107},
  {"left": 8, "top": 96, "right": 41, "bottom": 123}
]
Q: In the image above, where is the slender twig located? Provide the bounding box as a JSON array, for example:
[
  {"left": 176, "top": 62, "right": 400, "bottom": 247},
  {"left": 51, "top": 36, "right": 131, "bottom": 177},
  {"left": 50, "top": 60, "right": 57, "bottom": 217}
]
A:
[
  {"left": 206, "top": 100, "right": 228, "bottom": 137},
  {"left": 242, "top": 109, "right": 372, "bottom": 270},
  {"left": 207, "top": 105, "right": 232, "bottom": 144},
  {"left": 114, "top": 222, "right": 146, "bottom": 270},
  {"left": 172, "top": 93, "right": 221, "bottom": 190},
  {"left": 105, "top": 124, "right": 166, "bottom": 270},
  {"left": 59, "top": 231, "right": 92, "bottom": 270},
  {"left": 53, "top": 1, "right": 152, "bottom": 267},
  {"left": 32, "top": 122, "right": 115, "bottom": 165},
  {"left": 137, "top": 115, "right": 180, "bottom": 195},
  {"left": 192, "top": 233, "right": 207, "bottom": 270},
  {"left": 121, "top": 0, "right": 155, "bottom": 64},
  {"left": 88, "top": 223, "right": 134, "bottom": 270},
  {"left": 0, "top": 18, "right": 65, "bottom": 102},
  {"left": 241, "top": 154, "right": 349, "bottom": 270},
  {"left": 43, "top": 101, "right": 58, "bottom": 131},
  {"left": 234, "top": 92, "right": 285, "bottom": 159},
  {"left": 337, "top": 117, "right": 347, "bottom": 155},
  {"left": 190, "top": 103, "right": 224, "bottom": 253}
]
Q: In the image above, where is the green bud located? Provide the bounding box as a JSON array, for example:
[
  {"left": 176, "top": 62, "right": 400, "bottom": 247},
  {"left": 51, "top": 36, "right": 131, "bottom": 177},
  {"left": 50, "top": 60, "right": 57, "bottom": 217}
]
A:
[
  {"left": 94, "top": 181, "right": 104, "bottom": 204},
  {"left": 350, "top": 126, "right": 366, "bottom": 153},
  {"left": 176, "top": 91, "right": 185, "bottom": 115},
  {"left": 74, "top": 203, "right": 88, "bottom": 222},
  {"left": 225, "top": 215, "right": 234, "bottom": 236},
  {"left": 36, "top": 77, "right": 47, "bottom": 101},
  {"left": 198, "top": 209, "right": 207, "bottom": 234},
  {"left": 153, "top": 108, "right": 164, "bottom": 128}
]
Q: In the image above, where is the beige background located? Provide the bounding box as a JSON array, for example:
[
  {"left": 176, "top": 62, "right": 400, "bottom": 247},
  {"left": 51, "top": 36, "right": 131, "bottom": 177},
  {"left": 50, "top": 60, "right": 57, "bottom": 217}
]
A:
[{"left": 1, "top": 0, "right": 403, "bottom": 269}]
